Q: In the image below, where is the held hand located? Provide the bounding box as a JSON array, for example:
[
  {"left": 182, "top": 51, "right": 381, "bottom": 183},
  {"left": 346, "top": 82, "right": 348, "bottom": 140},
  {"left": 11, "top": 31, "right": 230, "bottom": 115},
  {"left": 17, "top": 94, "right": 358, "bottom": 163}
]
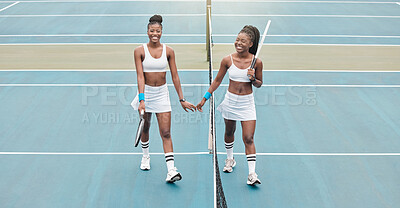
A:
[
  {"left": 181, "top": 101, "right": 196, "bottom": 112},
  {"left": 247, "top": 68, "right": 256, "bottom": 81},
  {"left": 196, "top": 99, "right": 206, "bottom": 112},
  {"left": 138, "top": 101, "right": 145, "bottom": 114}
]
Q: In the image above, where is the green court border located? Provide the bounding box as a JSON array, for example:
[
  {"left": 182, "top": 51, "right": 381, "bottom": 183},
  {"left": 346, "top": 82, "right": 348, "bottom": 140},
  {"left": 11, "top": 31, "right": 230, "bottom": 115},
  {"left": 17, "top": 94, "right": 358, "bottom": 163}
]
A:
[{"left": 1, "top": 44, "right": 400, "bottom": 70}]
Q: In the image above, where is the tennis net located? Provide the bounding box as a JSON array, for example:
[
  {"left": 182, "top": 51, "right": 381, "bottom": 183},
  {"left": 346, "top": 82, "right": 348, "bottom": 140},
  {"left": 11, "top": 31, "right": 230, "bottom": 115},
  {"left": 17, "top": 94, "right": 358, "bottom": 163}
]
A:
[{"left": 207, "top": 2, "right": 228, "bottom": 208}]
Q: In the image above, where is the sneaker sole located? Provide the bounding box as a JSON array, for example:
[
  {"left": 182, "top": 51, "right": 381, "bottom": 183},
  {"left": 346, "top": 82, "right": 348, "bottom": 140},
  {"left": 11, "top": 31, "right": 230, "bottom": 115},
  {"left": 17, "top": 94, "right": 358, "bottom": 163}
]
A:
[
  {"left": 140, "top": 165, "right": 150, "bottom": 170},
  {"left": 167, "top": 173, "right": 182, "bottom": 183},
  {"left": 247, "top": 180, "right": 261, "bottom": 186},
  {"left": 223, "top": 168, "right": 233, "bottom": 173}
]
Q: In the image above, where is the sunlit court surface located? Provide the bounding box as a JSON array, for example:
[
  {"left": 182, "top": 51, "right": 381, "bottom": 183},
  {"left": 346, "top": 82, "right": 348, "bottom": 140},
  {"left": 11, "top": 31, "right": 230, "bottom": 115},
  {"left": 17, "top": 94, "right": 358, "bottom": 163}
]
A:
[{"left": 0, "top": 0, "right": 400, "bottom": 207}]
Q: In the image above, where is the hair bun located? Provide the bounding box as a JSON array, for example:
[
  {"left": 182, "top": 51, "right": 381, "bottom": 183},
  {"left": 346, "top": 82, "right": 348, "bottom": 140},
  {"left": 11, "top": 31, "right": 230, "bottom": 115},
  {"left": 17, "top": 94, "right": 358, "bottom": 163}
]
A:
[{"left": 149, "top": 15, "right": 163, "bottom": 24}]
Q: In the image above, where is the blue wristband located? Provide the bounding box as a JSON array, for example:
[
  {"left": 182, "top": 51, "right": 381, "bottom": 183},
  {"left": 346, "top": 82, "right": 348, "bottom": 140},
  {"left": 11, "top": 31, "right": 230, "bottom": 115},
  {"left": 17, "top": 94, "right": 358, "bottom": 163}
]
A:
[
  {"left": 138, "top": 93, "right": 145, "bottom": 102},
  {"left": 204, "top": 92, "right": 212, "bottom": 100}
]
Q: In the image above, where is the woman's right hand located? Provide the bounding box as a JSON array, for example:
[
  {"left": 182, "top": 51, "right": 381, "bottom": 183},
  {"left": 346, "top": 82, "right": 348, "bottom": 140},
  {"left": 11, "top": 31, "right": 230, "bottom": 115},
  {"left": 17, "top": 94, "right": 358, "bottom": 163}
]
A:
[
  {"left": 196, "top": 98, "right": 207, "bottom": 112},
  {"left": 138, "top": 101, "right": 145, "bottom": 115}
]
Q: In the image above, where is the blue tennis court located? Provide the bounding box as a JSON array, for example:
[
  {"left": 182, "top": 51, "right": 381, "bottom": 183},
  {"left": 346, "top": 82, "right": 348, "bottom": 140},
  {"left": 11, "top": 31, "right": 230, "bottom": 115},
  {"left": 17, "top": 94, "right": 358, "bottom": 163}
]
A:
[
  {"left": 1, "top": 0, "right": 400, "bottom": 208},
  {"left": 1, "top": 0, "right": 400, "bottom": 44},
  {"left": 1, "top": 70, "right": 400, "bottom": 207}
]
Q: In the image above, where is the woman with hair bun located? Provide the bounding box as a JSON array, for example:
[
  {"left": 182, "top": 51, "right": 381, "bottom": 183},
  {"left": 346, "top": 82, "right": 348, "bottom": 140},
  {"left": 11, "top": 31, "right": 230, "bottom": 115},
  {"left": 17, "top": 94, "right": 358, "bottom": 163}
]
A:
[
  {"left": 131, "top": 14, "right": 196, "bottom": 183},
  {"left": 197, "top": 25, "right": 263, "bottom": 185}
]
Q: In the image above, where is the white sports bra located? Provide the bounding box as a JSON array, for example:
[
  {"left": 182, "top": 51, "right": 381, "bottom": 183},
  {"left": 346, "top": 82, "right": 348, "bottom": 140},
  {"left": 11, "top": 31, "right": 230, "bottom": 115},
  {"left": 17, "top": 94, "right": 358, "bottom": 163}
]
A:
[
  {"left": 228, "top": 54, "right": 253, "bottom": 83},
  {"left": 142, "top": 43, "right": 168, "bottom": 72}
]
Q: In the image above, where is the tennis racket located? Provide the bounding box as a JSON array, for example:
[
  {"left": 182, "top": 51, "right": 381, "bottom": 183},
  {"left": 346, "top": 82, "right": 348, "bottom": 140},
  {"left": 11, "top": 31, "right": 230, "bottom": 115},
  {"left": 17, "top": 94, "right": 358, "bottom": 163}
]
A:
[
  {"left": 249, "top": 20, "right": 272, "bottom": 78},
  {"left": 134, "top": 110, "right": 145, "bottom": 147}
]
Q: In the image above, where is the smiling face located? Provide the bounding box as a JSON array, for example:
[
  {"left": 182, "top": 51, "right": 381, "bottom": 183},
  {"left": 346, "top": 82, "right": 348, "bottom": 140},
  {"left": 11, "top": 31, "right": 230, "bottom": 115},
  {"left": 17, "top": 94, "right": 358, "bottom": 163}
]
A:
[
  {"left": 234, "top": 33, "right": 253, "bottom": 53},
  {"left": 147, "top": 24, "right": 162, "bottom": 43}
]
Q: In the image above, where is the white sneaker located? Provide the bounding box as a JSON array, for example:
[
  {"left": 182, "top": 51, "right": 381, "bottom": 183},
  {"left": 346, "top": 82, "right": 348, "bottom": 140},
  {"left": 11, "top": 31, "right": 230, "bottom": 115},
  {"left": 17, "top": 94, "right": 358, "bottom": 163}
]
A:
[
  {"left": 140, "top": 156, "right": 150, "bottom": 170},
  {"left": 223, "top": 158, "right": 236, "bottom": 173},
  {"left": 166, "top": 167, "right": 182, "bottom": 183},
  {"left": 247, "top": 172, "right": 261, "bottom": 186}
]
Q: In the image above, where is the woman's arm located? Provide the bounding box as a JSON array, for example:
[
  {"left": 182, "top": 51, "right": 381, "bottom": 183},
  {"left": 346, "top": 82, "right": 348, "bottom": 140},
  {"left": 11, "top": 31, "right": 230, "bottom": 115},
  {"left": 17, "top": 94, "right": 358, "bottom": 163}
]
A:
[
  {"left": 167, "top": 46, "right": 184, "bottom": 100},
  {"left": 134, "top": 46, "right": 146, "bottom": 112},
  {"left": 196, "top": 56, "right": 229, "bottom": 112},
  {"left": 207, "top": 58, "right": 229, "bottom": 94},
  {"left": 134, "top": 47, "right": 145, "bottom": 93}
]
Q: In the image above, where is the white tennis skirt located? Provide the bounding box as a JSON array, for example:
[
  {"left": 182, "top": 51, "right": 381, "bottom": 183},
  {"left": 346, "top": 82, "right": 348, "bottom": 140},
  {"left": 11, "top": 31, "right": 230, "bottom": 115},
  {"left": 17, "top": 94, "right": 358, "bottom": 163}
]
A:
[
  {"left": 217, "top": 91, "right": 256, "bottom": 121},
  {"left": 131, "top": 84, "right": 172, "bottom": 113}
]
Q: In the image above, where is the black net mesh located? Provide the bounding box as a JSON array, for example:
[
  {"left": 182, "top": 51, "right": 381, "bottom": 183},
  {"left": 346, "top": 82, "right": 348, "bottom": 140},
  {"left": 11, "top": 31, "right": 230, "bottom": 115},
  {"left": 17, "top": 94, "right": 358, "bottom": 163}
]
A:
[{"left": 207, "top": 3, "right": 227, "bottom": 208}]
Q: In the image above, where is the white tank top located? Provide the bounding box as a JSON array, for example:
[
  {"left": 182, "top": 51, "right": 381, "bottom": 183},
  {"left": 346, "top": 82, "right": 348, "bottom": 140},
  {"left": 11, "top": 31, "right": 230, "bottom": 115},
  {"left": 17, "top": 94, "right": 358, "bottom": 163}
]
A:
[
  {"left": 228, "top": 54, "right": 252, "bottom": 83},
  {"left": 142, "top": 43, "right": 168, "bottom": 72}
]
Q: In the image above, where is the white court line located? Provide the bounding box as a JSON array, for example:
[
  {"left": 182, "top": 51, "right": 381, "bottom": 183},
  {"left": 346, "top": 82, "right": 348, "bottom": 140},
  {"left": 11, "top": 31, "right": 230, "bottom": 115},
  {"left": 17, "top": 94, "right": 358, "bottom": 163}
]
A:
[
  {"left": 0, "top": 0, "right": 205, "bottom": 2},
  {"left": 214, "top": 0, "right": 399, "bottom": 3},
  {"left": 217, "top": 43, "right": 400, "bottom": 46},
  {"left": 0, "top": 69, "right": 207, "bottom": 71},
  {"left": 2, "top": 34, "right": 400, "bottom": 39},
  {"left": 397, "top": 2, "right": 400, "bottom": 6},
  {"left": 213, "top": 34, "right": 400, "bottom": 38},
  {"left": 0, "top": 34, "right": 205, "bottom": 37},
  {"left": 1, "top": 84, "right": 400, "bottom": 87},
  {"left": 226, "top": 0, "right": 400, "bottom": 3},
  {"left": 213, "top": 14, "right": 400, "bottom": 18},
  {"left": 0, "top": 0, "right": 397, "bottom": 4},
  {"left": 0, "top": 152, "right": 210, "bottom": 155},
  {"left": 232, "top": 152, "right": 400, "bottom": 156},
  {"left": 0, "top": 69, "right": 206, "bottom": 71},
  {"left": 1, "top": 43, "right": 400, "bottom": 46},
  {"left": 0, "top": 152, "right": 399, "bottom": 156},
  {"left": 1, "top": 69, "right": 399, "bottom": 72},
  {"left": 0, "top": 83, "right": 206, "bottom": 87},
  {"left": 0, "top": 43, "right": 206, "bottom": 45},
  {"left": 261, "top": 84, "right": 400, "bottom": 87},
  {"left": 0, "top": 13, "right": 205, "bottom": 17},
  {"left": 260, "top": 70, "right": 400, "bottom": 72},
  {"left": 0, "top": 14, "right": 399, "bottom": 18},
  {"left": 0, "top": 1, "right": 19, "bottom": 12}
]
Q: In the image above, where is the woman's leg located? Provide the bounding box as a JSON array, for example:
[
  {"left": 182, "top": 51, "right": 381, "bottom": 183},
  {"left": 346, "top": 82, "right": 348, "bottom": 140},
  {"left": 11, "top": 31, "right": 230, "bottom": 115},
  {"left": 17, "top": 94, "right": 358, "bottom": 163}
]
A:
[
  {"left": 140, "top": 112, "right": 152, "bottom": 170},
  {"left": 223, "top": 119, "right": 237, "bottom": 172},
  {"left": 156, "top": 112, "right": 181, "bottom": 182},
  {"left": 241, "top": 120, "right": 261, "bottom": 185},
  {"left": 156, "top": 112, "right": 173, "bottom": 153},
  {"left": 241, "top": 120, "right": 256, "bottom": 155},
  {"left": 141, "top": 112, "right": 152, "bottom": 154}
]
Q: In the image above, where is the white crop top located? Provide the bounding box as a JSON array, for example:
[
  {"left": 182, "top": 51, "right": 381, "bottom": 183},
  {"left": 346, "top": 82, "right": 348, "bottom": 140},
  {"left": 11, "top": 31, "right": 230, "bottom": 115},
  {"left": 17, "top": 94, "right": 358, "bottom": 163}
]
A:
[
  {"left": 228, "top": 54, "right": 252, "bottom": 83},
  {"left": 142, "top": 43, "right": 168, "bottom": 72}
]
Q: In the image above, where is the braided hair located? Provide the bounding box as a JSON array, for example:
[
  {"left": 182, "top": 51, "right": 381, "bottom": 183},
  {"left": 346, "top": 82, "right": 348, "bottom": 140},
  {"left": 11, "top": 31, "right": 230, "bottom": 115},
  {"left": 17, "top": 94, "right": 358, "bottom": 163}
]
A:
[
  {"left": 239, "top": 25, "right": 260, "bottom": 55},
  {"left": 148, "top": 14, "right": 163, "bottom": 29}
]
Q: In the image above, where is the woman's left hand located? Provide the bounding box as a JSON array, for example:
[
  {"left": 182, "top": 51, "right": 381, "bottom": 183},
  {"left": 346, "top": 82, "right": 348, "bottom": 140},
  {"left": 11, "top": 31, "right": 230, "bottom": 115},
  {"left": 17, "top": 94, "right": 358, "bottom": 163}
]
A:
[
  {"left": 181, "top": 101, "right": 196, "bottom": 112},
  {"left": 247, "top": 68, "right": 256, "bottom": 81}
]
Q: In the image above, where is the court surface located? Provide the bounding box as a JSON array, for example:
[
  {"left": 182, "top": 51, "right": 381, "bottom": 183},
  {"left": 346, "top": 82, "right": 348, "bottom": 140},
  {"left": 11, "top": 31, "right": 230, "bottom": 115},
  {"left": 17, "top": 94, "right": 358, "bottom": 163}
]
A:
[{"left": 1, "top": 0, "right": 400, "bottom": 208}]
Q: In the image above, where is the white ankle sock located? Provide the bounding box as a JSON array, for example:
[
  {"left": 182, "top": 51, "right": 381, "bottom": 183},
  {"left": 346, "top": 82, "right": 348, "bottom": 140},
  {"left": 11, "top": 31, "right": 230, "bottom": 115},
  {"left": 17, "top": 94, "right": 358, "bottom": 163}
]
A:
[
  {"left": 225, "top": 142, "right": 234, "bottom": 160},
  {"left": 141, "top": 141, "right": 149, "bottom": 157},
  {"left": 165, "top": 152, "right": 175, "bottom": 171},
  {"left": 247, "top": 154, "right": 256, "bottom": 174}
]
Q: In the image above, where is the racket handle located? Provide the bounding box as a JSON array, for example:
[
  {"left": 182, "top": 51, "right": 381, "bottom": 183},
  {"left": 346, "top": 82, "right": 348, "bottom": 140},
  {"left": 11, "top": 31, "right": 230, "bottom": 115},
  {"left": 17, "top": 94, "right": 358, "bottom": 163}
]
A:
[{"left": 250, "top": 57, "right": 257, "bottom": 69}]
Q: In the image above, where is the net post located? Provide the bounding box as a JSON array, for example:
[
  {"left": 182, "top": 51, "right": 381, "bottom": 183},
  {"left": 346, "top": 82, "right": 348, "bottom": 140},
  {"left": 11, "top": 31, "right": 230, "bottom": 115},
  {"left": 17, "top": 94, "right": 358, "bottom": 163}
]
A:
[
  {"left": 208, "top": 96, "right": 213, "bottom": 153},
  {"left": 207, "top": 0, "right": 213, "bottom": 153},
  {"left": 206, "top": 0, "right": 211, "bottom": 62}
]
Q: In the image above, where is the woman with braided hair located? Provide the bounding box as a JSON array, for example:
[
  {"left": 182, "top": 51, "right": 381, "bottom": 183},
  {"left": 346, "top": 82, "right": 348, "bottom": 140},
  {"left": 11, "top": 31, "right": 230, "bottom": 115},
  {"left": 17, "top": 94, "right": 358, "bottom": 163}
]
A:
[
  {"left": 197, "top": 25, "right": 263, "bottom": 185},
  {"left": 131, "top": 14, "right": 196, "bottom": 183}
]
